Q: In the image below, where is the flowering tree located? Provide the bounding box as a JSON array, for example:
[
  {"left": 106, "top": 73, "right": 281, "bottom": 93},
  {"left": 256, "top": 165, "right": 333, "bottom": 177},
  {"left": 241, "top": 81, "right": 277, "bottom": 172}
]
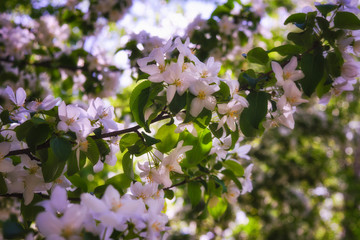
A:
[{"left": 0, "top": 0, "right": 359, "bottom": 239}]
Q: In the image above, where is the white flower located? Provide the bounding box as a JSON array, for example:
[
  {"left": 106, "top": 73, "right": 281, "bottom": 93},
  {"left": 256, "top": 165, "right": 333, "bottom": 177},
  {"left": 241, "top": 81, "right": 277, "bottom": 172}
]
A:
[
  {"left": 271, "top": 56, "right": 304, "bottom": 86},
  {"left": 230, "top": 142, "right": 251, "bottom": 161},
  {"left": 217, "top": 99, "right": 248, "bottom": 131},
  {"left": 57, "top": 101, "right": 82, "bottom": 132},
  {"left": 39, "top": 186, "right": 69, "bottom": 214},
  {"left": 240, "top": 163, "right": 254, "bottom": 195},
  {"left": 5, "top": 86, "right": 26, "bottom": 107},
  {"left": 283, "top": 81, "right": 308, "bottom": 106},
  {"left": 164, "top": 55, "right": 194, "bottom": 103},
  {"left": 210, "top": 136, "right": 231, "bottom": 160},
  {"left": 0, "top": 142, "right": 15, "bottom": 173},
  {"left": 130, "top": 182, "right": 158, "bottom": 202},
  {"left": 223, "top": 183, "right": 240, "bottom": 204},
  {"left": 341, "top": 58, "right": 360, "bottom": 80},
  {"left": 36, "top": 204, "right": 86, "bottom": 239},
  {"left": 191, "top": 57, "right": 221, "bottom": 84},
  {"left": 27, "top": 95, "right": 61, "bottom": 112},
  {"left": 189, "top": 80, "right": 219, "bottom": 117},
  {"left": 87, "top": 97, "right": 117, "bottom": 131}
]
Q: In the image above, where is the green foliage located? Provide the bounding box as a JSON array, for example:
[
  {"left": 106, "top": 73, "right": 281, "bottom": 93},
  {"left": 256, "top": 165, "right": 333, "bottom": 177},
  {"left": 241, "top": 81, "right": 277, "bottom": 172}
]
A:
[
  {"left": 155, "top": 124, "right": 179, "bottom": 153},
  {"left": 240, "top": 91, "right": 270, "bottom": 137},
  {"left": 188, "top": 181, "right": 202, "bottom": 207},
  {"left": 180, "top": 129, "right": 212, "bottom": 167},
  {"left": 122, "top": 151, "right": 134, "bottom": 180},
  {"left": 50, "top": 136, "right": 72, "bottom": 162},
  {"left": 334, "top": 11, "right": 360, "bottom": 30},
  {"left": 300, "top": 51, "right": 325, "bottom": 96},
  {"left": 247, "top": 47, "right": 269, "bottom": 65}
]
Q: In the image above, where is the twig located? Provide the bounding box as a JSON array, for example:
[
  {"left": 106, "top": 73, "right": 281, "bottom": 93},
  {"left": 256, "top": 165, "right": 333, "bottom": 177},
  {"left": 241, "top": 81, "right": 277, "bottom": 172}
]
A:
[{"left": 5, "top": 112, "right": 173, "bottom": 158}]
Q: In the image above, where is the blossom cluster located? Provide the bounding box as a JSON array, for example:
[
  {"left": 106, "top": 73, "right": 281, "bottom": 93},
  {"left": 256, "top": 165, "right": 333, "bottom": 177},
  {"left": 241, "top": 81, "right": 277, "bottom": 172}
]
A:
[{"left": 36, "top": 184, "right": 168, "bottom": 240}]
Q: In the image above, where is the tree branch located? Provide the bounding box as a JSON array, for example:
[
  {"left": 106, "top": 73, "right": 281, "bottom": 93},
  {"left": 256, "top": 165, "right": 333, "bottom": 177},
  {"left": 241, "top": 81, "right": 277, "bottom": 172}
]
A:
[{"left": 5, "top": 112, "right": 173, "bottom": 158}]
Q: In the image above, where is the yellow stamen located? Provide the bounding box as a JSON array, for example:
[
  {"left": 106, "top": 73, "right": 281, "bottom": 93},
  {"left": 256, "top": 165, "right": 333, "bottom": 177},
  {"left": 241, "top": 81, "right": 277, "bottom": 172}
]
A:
[{"left": 198, "top": 91, "right": 206, "bottom": 100}]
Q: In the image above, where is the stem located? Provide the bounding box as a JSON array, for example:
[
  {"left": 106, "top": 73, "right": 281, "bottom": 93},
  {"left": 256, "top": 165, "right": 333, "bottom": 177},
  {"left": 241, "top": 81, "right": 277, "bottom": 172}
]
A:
[{"left": 5, "top": 112, "right": 172, "bottom": 158}]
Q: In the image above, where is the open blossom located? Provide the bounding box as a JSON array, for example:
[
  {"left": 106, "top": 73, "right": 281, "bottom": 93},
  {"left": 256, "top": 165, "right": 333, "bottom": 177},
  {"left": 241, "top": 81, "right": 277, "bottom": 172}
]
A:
[
  {"left": 210, "top": 136, "right": 232, "bottom": 160},
  {"left": 283, "top": 81, "right": 308, "bottom": 106},
  {"left": 0, "top": 142, "right": 15, "bottom": 173},
  {"left": 271, "top": 56, "right": 304, "bottom": 86},
  {"left": 240, "top": 163, "right": 254, "bottom": 195},
  {"left": 57, "top": 101, "right": 82, "bottom": 132},
  {"left": 36, "top": 187, "right": 87, "bottom": 239},
  {"left": 223, "top": 182, "right": 240, "bottom": 204},
  {"left": 217, "top": 98, "right": 249, "bottom": 131},
  {"left": 191, "top": 57, "right": 221, "bottom": 84},
  {"left": 87, "top": 97, "right": 117, "bottom": 131},
  {"left": 189, "top": 80, "right": 219, "bottom": 117},
  {"left": 27, "top": 95, "right": 61, "bottom": 111},
  {"left": 164, "top": 55, "right": 194, "bottom": 103}
]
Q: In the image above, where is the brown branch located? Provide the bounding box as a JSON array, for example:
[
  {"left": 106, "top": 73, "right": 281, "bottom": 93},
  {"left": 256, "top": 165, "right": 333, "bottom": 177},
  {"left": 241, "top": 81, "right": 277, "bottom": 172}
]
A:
[
  {"left": 0, "top": 193, "right": 80, "bottom": 202},
  {"left": 163, "top": 175, "right": 205, "bottom": 191},
  {"left": 0, "top": 57, "right": 122, "bottom": 72},
  {"left": 5, "top": 112, "right": 173, "bottom": 158}
]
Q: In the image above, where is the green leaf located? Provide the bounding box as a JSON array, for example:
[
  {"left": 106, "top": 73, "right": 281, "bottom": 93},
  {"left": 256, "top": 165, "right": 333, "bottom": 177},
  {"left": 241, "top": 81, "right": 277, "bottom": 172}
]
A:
[
  {"left": 223, "top": 160, "right": 244, "bottom": 177},
  {"left": 0, "top": 110, "right": 12, "bottom": 124},
  {"left": 67, "top": 174, "right": 88, "bottom": 192},
  {"left": 209, "top": 123, "right": 223, "bottom": 139},
  {"left": 269, "top": 44, "right": 303, "bottom": 56},
  {"left": 284, "top": 13, "right": 306, "bottom": 25},
  {"left": 188, "top": 181, "right": 202, "bottom": 207},
  {"left": 42, "top": 148, "right": 67, "bottom": 182},
  {"left": 0, "top": 173, "right": 8, "bottom": 194},
  {"left": 67, "top": 151, "right": 86, "bottom": 176},
  {"left": 245, "top": 92, "right": 269, "bottom": 129},
  {"left": 181, "top": 128, "right": 212, "bottom": 167},
  {"left": 127, "top": 139, "right": 152, "bottom": 156},
  {"left": 287, "top": 29, "right": 314, "bottom": 48},
  {"left": 300, "top": 52, "right": 325, "bottom": 96},
  {"left": 2, "top": 215, "right": 26, "bottom": 239},
  {"left": 50, "top": 137, "right": 72, "bottom": 162},
  {"left": 142, "top": 132, "right": 161, "bottom": 146},
  {"left": 169, "top": 91, "right": 187, "bottom": 114},
  {"left": 155, "top": 124, "right": 179, "bottom": 153},
  {"left": 315, "top": 4, "right": 337, "bottom": 17},
  {"left": 326, "top": 51, "right": 343, "bottom": 78},
  {"left": 15, "top": 120, "right": 34, "bottom": 141},
  {"left": 95, "top": 139, "right": 111, "bottom": 160},
  {"left": 240, "top": 92, "right": 269, "bottom": 137},
  {"left": 122, "top": 151, "right": 134, "bottom": 180},
  {"left": 26, "top": 123, "right": 52, "bottom": 152},
  {"left": 207, "top": 196, "right": 228, "bottom": 219},
  {"left": 120, "top": 133, "right": 141, "bottom": 152},
  {"left": 164, "top": 189, "right": 174, "bottom": 200},
  {"left": 214, "top": 81, "right": 231, "bottom": 103},
  {"left": 21, "top": 194, "right": 44, "bottom": 223},
  {"left": 247, "top": 47, "right": 269, "bottom": 65},
  {"left": 129, "top": 80, "right": 151, "bottom": 132},
  {"left": 221, "top": 169, "right": 242, "bottom": 190},
  {"left": 86, "top": 137, "right": 100, "bottom": 165},
  {"left": 334, "top": 11, "right": 360, "bottom": 30},
  {"left": 94, "top": 174, "right": 132, "bottom": 197}
]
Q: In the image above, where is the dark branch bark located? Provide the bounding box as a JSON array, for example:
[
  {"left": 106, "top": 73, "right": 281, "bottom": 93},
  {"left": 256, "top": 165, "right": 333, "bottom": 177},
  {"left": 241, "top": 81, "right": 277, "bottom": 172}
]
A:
[{"left": 5, "top": 112, "right": 173, "bottom": 158}]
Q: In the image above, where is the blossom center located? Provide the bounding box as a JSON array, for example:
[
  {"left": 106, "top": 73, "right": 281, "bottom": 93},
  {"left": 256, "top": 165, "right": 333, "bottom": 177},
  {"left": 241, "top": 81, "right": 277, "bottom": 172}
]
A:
[
  {"left": 198, "top": 91, "right": 206, "bottom": 100},
  {"left": 151, "top": 221, "right": 162, "bottom": 232},
  {"left": 111, "top": 199, "right": 122, "bottom": 211},
  {"left": 174, "top": 78, "right": 183, "bottom": 87},
  {"left": 283, "top": 72, "right": 291, "bottom": 80},
  {"left": 61, "top": 226, "right": 74, "bottom": 238},
  {"left": 65, "top": 118, "right": 75, "bottom": 125},
  {"left": 201, "top": 70, "right": 209, "bottom": 78},
  {"left": 158, "top": 64, "right": 165, "bottom": 73}
]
